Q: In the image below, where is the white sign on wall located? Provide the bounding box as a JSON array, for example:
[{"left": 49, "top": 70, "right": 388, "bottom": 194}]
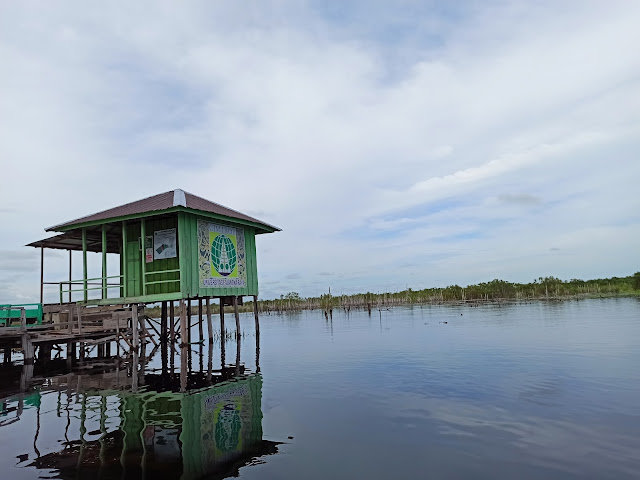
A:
[{"left": 153, "top": 228, "right": 177, "bottom": 260}]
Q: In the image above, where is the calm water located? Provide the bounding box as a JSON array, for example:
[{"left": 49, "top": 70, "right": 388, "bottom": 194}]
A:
[{"left": 1, "top": 298, "right": 639, "bottom": 479}]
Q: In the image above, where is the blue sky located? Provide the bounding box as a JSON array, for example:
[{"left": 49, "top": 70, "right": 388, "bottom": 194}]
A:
[{"left": 1, "top": 1, "right": 639, "bottom": 302}]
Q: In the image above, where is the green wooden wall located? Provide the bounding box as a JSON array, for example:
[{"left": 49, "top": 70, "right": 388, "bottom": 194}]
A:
[
  {"left": 143, "top": 216, "right": 180, "bottom": 296},
  {"left": 178, "top": 212, "right": 259, "bottom": 298}
]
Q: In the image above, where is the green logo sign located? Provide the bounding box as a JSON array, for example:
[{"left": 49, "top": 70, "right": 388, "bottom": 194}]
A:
[{"left": 210, "top": 233, "right": 237, "bottom": 277}]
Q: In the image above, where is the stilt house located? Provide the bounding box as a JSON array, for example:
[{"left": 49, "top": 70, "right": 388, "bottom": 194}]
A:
[{"left": 28, "top": 189, "right": 280, "bottom": 306}]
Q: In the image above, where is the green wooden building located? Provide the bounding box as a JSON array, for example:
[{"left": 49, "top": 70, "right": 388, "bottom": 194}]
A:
[{"left": 28, "top": 189, "right": 280, "bottom": 306}]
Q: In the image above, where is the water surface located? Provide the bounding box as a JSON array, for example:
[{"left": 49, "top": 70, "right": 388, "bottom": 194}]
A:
[{"left": 1, "top": 298, "right": 639, "bottom": 479}]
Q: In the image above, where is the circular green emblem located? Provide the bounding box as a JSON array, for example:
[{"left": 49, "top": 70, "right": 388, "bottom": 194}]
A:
[{"left": 211, "top": 234, "right": 237, "bottom": 276}]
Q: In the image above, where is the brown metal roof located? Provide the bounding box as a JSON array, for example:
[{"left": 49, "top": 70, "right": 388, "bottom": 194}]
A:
[
  {"left": 47, "top": 189, "right": 280, "bottom": 233},
  {"left": 27, "top": 231, "right": 121, "bottom": 253}
]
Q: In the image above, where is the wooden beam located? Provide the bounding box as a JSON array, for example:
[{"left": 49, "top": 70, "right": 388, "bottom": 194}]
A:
[{"left": 82, "top": 228, "right": 88, "bottom": 302}]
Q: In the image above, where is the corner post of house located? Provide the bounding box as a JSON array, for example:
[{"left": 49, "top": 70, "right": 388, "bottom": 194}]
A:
[
  {"left": 82, "top": 228, "right": 88, "bottom": 302},
  {"left": 122, "top": 220, "right": 128, "bottom": 298},
  {"left": 140, "top": 218, "right": 147, "bottom": 296},
  {"left": 39, "top": 247, "right": 44, "bottom": 305},
  {"left": 102, "top": 225, "right": 107, "bottom": 300}
]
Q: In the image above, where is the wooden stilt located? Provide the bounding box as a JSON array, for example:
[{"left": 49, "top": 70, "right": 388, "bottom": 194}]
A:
[
  {"left": 132, "top": 304, "right": 139, "bottom": 351},
  {"left": 187, "top": 299, "right": 192, "bottom": 345},
  {"left": 198, "top": 298, "right": 204, "bottom": 344},
  {"left": 219, "top": 298, "right": 226, "bottom": 367},
  {"left": 235, "top": 333, "right": 241, "bottom": 376},
  {"left": 179, "top": 299, "right": 187, "bottom": 347},
  {"left": 161, "top": 301, "right": 167, "bottom": 341},
  {"left": 206, "top": 297, "right": 213, "bottom": 344},
  {"left": 219, "top": 298, "right": 225, "bottom": 337},
  {"left": 253, "top": 295, "right": 260, "bottom": 337},
  {"left": 170, "top": 301, "right": 175, "bottom": 343},
  {"left": 233, "top": 296, "right": 241, "bottom": 338}
]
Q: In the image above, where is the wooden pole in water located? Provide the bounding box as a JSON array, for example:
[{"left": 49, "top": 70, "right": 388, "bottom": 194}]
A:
[
  {"left": 233, "top": 296, "right": 240, "bottom": 338},
  {"left": 198, "top": 298, "right": 203, "bottom": 344},
  {"left": 206, "top": 297, "right": 213, "bottom": 344},
  {"left": 170, "top": 301, "right": 175, "bottom": 343},
  {"left": 179, "top": 299, "right": 187, "bottom": 392},
  {"left": 161, "top": 301, "right": 167, "bottom": 341},
  {"left": 179, "top": 299, "right": 187, "bottom": 348},
  {"left": 219, "top": 298, "right": 225, "bottom": 335},
  {"left": 132, "top": 304, "right": 139, "bottom": 352},
  {"left": 186, "top": 299, "right": 191, "bottom": 345},
  {"left": 253, "top": 295, "right": 260, "bottom": 337},
  {"left": 219, "top": 298, "right": 225, "bottom": 367}
]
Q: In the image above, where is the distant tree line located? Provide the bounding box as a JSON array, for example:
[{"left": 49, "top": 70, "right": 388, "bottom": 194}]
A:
[{"left": 257, "top": 273, "right": 640, "bottom": 314}]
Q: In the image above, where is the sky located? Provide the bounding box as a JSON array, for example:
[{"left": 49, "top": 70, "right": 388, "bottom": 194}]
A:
[{"left": 1, "top": 1, "right": 639, "bottom": 302}]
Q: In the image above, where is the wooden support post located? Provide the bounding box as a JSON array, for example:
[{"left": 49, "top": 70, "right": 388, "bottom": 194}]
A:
[
  {"left": 187, "top": 299, "right": 192, "bottom": 345},
  {"left": 77, "top": 305, "right": 83, "bottom": 335},
  {"left": 206, "top": 297, "right": 213, "bottom": 344},
  {"left": 207, "top": 341, "right": 213, "bottom": 383},
  {"left": 21, "top": 335, "right": 34, "bottom": 364},
  {"left": 40, "top": 247, "right": 44, "bottom": 305},
  {"left": 233, "top": 296, "right": 241, "bottom": 338},
  {"left": 68, "top": 250, "right": 72, "bottom": 303},
  {"left": 198, "top": 298, "right": 204, "bottom": 344},
  {"left": 235, "top": 332, "right": 241, "bottom": 376},
  {"left": 102, "top": 225, "right": 107, "bottom": 299},
  {"left": 67, "top": 309, "right": 73, "bottom": 334},
  {"left": 179, "top": 299, "right": 187, "bottom": 347},
  {"left": 132, "top": 304, "right": 139, "bottom": 351},
  {"left": 122, "top": 221, "right": 128, "bottom": 298},
  {"left": 219, "top": 298, "right": 226, "bottom": 367},
  {"left": 161, "top": 301, "right": 168, "bottom": 341},
  {"left": 82, "top": 228, "right": 88, "bottom": 302},
  {"left": 140, "top": 218, "right": 147, "bottom": 296},
  {"left": 179, "top": 299, "right": 188, "bottom": 392},
  {"left": 253, "top": 295, "right": 260, "bottom": 337},
  {"left": 219, "top": 298, "right": 225, "bottom": 337},
  {"left": 170, "top": 301, "right": 176, "bottom": 343}
]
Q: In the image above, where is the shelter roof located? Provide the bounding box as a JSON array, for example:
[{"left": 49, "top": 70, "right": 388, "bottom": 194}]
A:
[
  {"left": 46, "top": 189, "right": 280, "bottom": 233},
  {"left": 27, "top": 230, "right": 121, "bottom": 253}
]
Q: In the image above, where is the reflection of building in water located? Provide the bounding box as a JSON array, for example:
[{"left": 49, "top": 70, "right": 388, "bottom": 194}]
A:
[
  {"left": 0, "top": 334, "right": 276, "bottom": 480},
  {"left": 21, "top": 374, "right": 276, "bottom": 480}
]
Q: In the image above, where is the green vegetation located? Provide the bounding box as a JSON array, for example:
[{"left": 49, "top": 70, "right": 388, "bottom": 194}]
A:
[
  {"left": 144, "top": 273, "right": 640, "bottom": 317},
  {"left": 258, "top": 273, "right": 640, "bottom": 313}
]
